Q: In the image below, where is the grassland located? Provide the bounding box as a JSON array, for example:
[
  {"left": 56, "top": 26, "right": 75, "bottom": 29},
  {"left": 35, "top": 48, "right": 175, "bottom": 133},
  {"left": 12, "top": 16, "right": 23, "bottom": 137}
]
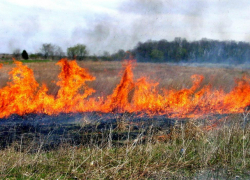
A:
[{"left": 1, "top": 60, "right": 250, "bottom": 179}]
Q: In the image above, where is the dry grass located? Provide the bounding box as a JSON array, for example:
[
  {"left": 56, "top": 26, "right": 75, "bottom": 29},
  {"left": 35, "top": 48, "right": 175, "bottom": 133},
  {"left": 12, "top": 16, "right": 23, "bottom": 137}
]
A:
[{"left": 1, "top": 114, "right": 250, "bottom": 179}]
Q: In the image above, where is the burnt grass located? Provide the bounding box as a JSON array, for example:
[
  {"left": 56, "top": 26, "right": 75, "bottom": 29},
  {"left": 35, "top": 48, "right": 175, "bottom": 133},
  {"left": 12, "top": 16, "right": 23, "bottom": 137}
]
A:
[
  {"left": 0, "top": 112, "right": 178, "bottom": 151},
  {"left": 1, "top": 113, "right": 250, "bottom": 179}
]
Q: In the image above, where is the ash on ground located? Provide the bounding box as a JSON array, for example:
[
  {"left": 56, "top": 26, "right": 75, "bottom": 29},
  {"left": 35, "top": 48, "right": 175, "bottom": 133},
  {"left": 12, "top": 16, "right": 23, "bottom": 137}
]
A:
[{"left": 0, "top": 112, "right": 229, "bottom": 151}]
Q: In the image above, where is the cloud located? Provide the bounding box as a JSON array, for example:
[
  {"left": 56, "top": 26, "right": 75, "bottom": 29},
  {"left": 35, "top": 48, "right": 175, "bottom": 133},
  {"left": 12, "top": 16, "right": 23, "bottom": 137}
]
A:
[
  {"left": 119, "top": 0, "right": 164, "bottom": 15},
  {"left": 70, "top": 14, "right": 123, "bottom": 55}
]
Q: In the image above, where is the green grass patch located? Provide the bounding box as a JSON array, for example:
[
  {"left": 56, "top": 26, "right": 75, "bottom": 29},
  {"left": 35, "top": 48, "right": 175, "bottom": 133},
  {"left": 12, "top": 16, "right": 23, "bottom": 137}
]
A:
[
  {"left": 0, "top": 59, "right": 51, "bottom": 64},
  {"left": 20, "top": 59, "right": 51, "bottom": 63}
]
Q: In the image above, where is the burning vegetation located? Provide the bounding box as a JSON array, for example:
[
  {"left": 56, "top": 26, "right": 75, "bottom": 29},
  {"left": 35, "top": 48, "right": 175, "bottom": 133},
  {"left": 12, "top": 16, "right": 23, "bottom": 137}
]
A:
[
  {"left": 0, "top": 59, "right": 250, "bottom": 119},
  {"left": 1, "top": 59, "right": 250, "bottom": 179}
]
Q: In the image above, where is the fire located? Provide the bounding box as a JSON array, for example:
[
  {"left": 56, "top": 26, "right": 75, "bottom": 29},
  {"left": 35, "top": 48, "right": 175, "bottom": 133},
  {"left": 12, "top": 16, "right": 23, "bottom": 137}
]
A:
[
  {"left": 0, "top": 60, "right": 39, "bottom": 117},
  {"left": 103, "top": 61, "right": 135, "bottom": 112},
  {"left": 0, "top": 59, "right": 250, "bottom": 119}
]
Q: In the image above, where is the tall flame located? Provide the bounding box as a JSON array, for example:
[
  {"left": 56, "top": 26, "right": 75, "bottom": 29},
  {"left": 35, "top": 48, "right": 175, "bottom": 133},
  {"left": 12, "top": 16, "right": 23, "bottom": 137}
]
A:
[
  {"left": 104, "top": 61, "right": 134, "bottom": 112},
  {"left": 0, "top": 59, "right": 250, "bottom": 119}
]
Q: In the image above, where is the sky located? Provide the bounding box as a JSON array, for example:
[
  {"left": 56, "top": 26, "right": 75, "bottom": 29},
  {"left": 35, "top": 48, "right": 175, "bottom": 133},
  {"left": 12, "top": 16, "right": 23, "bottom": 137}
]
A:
[{"left": 1, "top": 0, "right": 250, "bottom": 55}]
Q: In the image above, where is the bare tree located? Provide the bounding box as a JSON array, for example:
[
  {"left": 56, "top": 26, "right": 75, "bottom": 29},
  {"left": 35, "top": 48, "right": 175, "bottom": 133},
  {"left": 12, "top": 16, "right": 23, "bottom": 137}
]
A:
[
  {"left": 40, "top": 43, "right": 65, "bottom": 60},
  {"left": 54, "top": 46, "right": 65, "bottom": 60},
  {"left": 40, "top": 43, "right": 55, "bottom": 59}
]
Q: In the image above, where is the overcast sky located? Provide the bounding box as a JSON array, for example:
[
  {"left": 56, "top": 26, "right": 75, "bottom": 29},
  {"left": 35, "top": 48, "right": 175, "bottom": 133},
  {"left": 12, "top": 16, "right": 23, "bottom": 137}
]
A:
[{"left": 1, "top": 0, "right": 250, "bottom": 55}]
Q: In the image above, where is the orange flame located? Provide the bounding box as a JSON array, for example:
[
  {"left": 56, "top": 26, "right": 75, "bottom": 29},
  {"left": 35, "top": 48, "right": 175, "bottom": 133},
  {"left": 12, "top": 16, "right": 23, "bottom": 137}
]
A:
[
  {"left": 0, "top": 59, "right": 250, "bottom": 119},
  {"left": 104, "top": 60, "right": 135, "bottom": 112}
]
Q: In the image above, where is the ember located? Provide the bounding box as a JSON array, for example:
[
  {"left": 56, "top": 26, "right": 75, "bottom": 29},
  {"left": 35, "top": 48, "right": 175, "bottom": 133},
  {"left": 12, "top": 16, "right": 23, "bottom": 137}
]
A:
[{"left": 0, "top": 59, "right": 250, "bottom": 118}]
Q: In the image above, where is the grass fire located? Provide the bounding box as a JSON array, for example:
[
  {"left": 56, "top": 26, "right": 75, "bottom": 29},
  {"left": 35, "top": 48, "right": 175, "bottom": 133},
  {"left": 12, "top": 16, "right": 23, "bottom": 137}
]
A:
[
  {"left": 4, "top": 0, "right": 250, "bottom": 178},
  {"left": 1, "top": 59, "right": 250, "bottom": 118},
  {"left": 1, "top": 59, "right": 250, "bottom": 179}
]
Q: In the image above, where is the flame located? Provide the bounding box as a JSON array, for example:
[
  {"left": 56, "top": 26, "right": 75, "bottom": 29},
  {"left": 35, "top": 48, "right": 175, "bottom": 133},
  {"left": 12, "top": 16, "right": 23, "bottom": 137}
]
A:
[
  {"left": 103, "top": 60, "right": 135, "bottom": 112},
  {"left": 0, "top": 59, "right": 250, "bottom": 119}
]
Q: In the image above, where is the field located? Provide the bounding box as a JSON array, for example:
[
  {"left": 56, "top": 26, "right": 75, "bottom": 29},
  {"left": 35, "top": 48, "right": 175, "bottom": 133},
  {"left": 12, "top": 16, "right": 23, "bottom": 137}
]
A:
[{"left": 1, "top": 60, "right": 250, "bottom": 179}]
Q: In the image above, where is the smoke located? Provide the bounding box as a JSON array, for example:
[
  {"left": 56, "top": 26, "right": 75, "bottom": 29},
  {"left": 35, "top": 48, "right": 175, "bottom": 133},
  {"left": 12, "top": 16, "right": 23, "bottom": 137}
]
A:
[
  {"left": 70, "top": 0, "right": 169, "bottom": 55},
  {"left": 71, "top": 15, "right": 111, "bottom": 53},
  {"left": 71, "top": 15, "right": 116, "bottom": 55},
  {"left": 8, "top": 38, "right": 20, "bottom": 53},
  {"left": 7, "top": 15, "right": 40, "bottom": 53},
  {"left": 70, "top": 0, "right": 219, "bottom": 55},
  {"left": 121, "top": 0, "right": 163, "bottom": 44},
  {"left": 117, "top": 0, "right": 169, "bottom": 51}
]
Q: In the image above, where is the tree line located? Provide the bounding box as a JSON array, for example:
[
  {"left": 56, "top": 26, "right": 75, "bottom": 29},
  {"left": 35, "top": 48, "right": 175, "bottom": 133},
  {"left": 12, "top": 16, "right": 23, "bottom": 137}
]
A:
[
  {"left": 11, "top": 43, "right": 128, "bottom": 61},
  {"left": 10, "top": 38, "right": 250, "bottom": 64},
  {"left": 132, "top": 37, "right": 250, "bottom": 64},
  {"left": 12, "top": 44, "right": 88, "bottom": 61}
]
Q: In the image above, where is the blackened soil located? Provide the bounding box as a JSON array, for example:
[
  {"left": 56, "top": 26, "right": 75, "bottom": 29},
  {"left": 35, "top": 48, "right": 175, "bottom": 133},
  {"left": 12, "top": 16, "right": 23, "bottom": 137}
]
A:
[{"left": 0, "top": 112, "right": 178, "bottom": 151}]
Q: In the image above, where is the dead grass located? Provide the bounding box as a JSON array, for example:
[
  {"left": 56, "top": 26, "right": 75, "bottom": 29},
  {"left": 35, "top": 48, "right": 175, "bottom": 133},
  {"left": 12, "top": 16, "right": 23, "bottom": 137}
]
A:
[{"left": 0, "top": 114, "right": 250, "bottom": 179}]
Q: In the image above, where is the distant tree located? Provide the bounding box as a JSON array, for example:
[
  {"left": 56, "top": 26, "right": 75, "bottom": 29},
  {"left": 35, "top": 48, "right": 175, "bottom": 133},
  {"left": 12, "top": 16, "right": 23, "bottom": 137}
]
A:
[
  {"left": 13, "top": 49, "right": 21, "bottom": 59},
  {"left": 103, "top": 51, "right": 110, "bottom": 57},
  {"left": 134, "top": 40, "right": 156, "bottom": 62},
  {"left": 21, "top": 50, "right": 29, "bottom": 60},
  {"left": 150, "top": 49, "right": 164, "bottom": 62},
  {"left": 133, "top": 38, "right": 250, "bottom": 63},
  {"left": 67, "top": 44, "right": 88, "bottom": 60},
  {"left": 89, "top": 54, "right": 99, "bottom": 61},
  {"left": 39, "top": 43, "right": 65, "bottom": 60},
  {"left": 111, "top": 49, "right": 126, "bottom": 61},
  {"left": 29, "top": 53, "right": 42, "bottom": 59},
  {"left": 101, "top": 51, "right": 112, "bottom": 61},
  {"left": 175, "top": 48, "right": 188, "bottom": 62},
  {"left": 40, "top": 43, "right": 55, "bottom": 59},
  {"left": 29, "top": 54, "right": 38, "bottom": 59},
  {"left": 67, "top": 47, "right": 76, "bottom": 59},
  {"left": 54, "top": 45, "right": 65, "bottom": 60}
]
